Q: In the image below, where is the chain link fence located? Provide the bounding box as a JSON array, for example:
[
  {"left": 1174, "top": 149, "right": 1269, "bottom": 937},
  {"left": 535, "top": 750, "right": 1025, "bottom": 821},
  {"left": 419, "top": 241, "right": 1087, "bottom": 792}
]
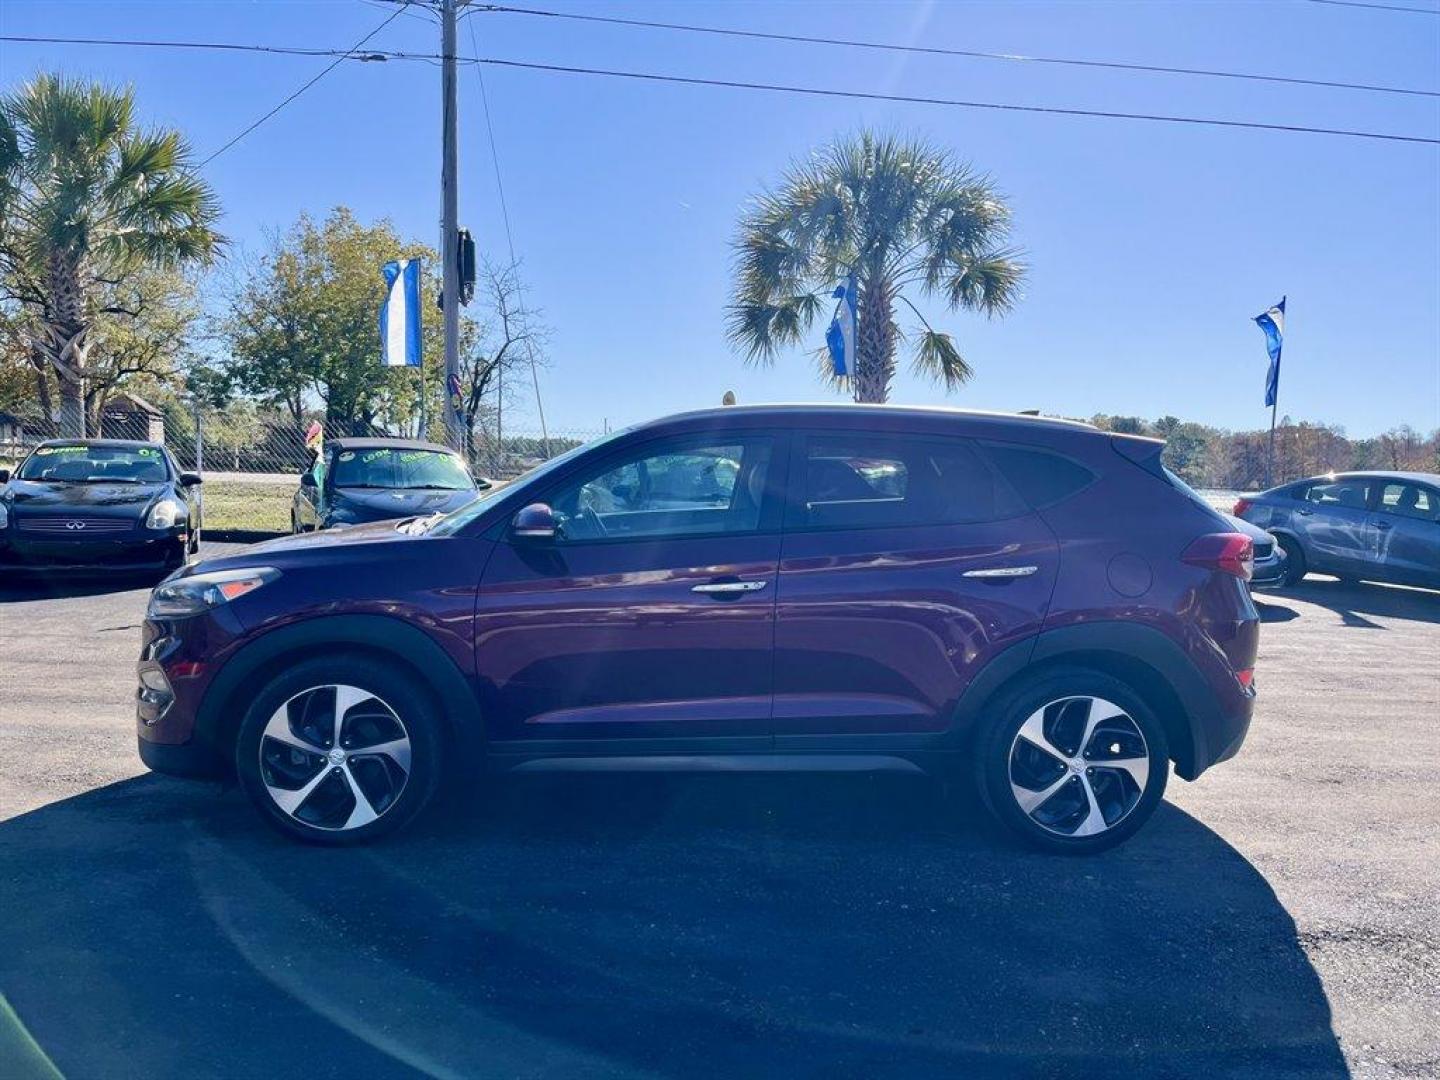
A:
[{"left": 157, "top": 403, "right": 601, "bottom": 533}]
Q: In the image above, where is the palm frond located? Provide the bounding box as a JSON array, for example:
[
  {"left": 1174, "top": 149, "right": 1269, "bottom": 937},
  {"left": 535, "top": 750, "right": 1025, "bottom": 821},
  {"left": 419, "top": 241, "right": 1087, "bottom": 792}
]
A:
[
  {"left": 912, "top": 328, "right": 974, "bottom": 389},
  {"left": 725, "top": 292, "right": 823, "bottom": 363},
  {"left": 943, "top": 249, "right": 1026, "bottom": 316}
]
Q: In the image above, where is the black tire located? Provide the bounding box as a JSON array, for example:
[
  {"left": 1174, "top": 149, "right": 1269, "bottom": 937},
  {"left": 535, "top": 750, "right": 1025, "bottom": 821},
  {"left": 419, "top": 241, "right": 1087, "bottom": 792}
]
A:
[
  {"left": 1276, "top": 535, "right": 1307, "bottom": 586},
  {"left": 235, "top": 655, "right": 444, "bottom": 845},
  {"left": 974, "top": 667, "right": 1170, "bottom": 855}
]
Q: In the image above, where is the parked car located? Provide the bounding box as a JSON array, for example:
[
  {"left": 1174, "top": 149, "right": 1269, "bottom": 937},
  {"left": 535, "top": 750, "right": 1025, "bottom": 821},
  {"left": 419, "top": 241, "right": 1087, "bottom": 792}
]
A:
[
  {"left": 1234, "top": 472, "right": 1440, "bottom": 589},
  {"left": 291, "top": 437, "right": 486, "bottom": 532},
  {"left": 1224, "top": 513, "right": 1287, "bottom": 589},
  {"left": 0, "top": 439, "right": 200, "bottom": 576},
  {"left": 138, "top": 405, "right": 1260, "bottom": 853}
]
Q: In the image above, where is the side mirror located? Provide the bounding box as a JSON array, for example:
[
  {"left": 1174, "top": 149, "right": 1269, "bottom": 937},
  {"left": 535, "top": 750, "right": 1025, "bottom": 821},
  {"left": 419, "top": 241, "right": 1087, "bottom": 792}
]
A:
[
  {"left": 512, "top": 502, "right": 558, "bottom": 541},
  {"left": 0, "top": 468, "right": 10, "bottom": 484},
  {"left": 300, "top": 468, "right": 317, "bottom": 489},
  {"left": 179, "top": 471, "right": 202, "bottom": 487}
]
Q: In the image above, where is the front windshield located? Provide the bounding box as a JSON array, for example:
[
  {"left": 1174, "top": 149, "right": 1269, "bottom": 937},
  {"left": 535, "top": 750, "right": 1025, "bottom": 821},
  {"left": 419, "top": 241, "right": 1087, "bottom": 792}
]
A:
[
  {"left": 331, "top": 448, "right": 473, "bottom": 491},
  {"left": 16, "top": 443, "right": 170, "bottom": 484},
  {"left": 428, "top": 428, "right": 632, "bottom": 537}
]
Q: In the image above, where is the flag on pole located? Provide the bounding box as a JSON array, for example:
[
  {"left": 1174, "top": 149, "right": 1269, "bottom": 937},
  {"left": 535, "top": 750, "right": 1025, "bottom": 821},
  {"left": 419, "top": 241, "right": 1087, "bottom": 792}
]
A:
[
  {"left": 303, "top": 420, "right": 323, "bottom": 454},
  {"left": 826, "top": 272, "right": 858, "bottom": 378},
  {"left": 380, "top": 259, "right": 423, "bottom": 368},
  {"left": 1254, "top": 297, "right": 1285, "bottom": 407}
]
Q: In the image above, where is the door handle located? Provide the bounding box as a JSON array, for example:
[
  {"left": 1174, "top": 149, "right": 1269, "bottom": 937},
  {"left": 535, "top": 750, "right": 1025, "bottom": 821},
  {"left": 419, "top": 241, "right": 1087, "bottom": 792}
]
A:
[
  {"left": 962, "top": 565, "right": 1039, "bottom": 579},
  {"left": 691, "top": 580, "right": 768, "bottom": 594},
  {"left": 1296, "top": 508, "right": 1314, "bottom": 516},
  {"left": 1373, "top": 520, "right": 1393, "bottom": 530}
]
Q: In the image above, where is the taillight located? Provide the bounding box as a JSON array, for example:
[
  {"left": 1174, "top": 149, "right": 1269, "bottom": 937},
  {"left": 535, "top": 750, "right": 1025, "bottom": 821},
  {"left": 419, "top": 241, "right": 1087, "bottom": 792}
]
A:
[
  {"left": 1233, "top": 498, "right": 1253, "bottom": 517},
  {"left": 1183, "top": 532, "right": 1254, "bottom": 580}
]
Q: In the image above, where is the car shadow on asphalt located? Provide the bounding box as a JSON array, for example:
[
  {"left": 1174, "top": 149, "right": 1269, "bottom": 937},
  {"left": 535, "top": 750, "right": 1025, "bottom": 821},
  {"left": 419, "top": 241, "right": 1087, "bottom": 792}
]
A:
[
  {"left": 0, "top": 573, "right": 158, "bottom": 602},
  {"left": 0, "top": 772, "right": 1347, "bottom": 1079},
  {"left": 1262, "top": 577, "right": 1440, "bottom": 631}
]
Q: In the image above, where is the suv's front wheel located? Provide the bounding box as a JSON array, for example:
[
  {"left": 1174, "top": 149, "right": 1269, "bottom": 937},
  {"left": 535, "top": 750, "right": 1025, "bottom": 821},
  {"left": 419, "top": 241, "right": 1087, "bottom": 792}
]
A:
[
  {"left": 235, "top": 656, "right": 443, "bottom": 844},
  {"left": 976, "top": 668, "right": 1169, "bottom": 854}
]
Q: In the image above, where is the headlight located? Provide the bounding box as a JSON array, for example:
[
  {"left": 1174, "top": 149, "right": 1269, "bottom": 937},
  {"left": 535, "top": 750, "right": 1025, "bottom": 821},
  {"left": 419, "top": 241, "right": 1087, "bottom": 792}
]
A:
[
  {"left": 147, "top": 567, "right": 280, "bottom": 619},
  {"left": 146, "top": 498, "right": 186, "bottom": 530}
]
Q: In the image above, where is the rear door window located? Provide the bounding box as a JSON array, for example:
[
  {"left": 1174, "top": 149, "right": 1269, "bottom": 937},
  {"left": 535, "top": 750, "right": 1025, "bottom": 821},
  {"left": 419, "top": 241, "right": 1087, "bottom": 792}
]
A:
[
  {"left": 790, "top": 434, "right": 1017, "bottom": 530},
  {"left": 1305, "top": 479, "right": 1371, "bottom": 511}
]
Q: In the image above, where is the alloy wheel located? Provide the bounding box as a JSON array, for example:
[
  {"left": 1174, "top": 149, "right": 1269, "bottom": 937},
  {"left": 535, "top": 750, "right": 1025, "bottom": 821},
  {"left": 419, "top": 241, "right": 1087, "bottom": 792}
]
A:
[
  {"left": 259, "top": 684, "right": 412, "bottom": 832},
  {"left": 1007, "top": 695, "right": 1150, "bottom": 838}
]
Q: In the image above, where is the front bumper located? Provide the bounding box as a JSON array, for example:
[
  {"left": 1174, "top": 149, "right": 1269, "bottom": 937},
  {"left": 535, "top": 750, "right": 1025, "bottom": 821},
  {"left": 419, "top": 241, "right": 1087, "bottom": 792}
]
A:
[
  {"left": 135, "top": 609, "right": 240, "bottom": 778},
  {"left": 1, "top": 531, "right": 186, "bottom": 574}
]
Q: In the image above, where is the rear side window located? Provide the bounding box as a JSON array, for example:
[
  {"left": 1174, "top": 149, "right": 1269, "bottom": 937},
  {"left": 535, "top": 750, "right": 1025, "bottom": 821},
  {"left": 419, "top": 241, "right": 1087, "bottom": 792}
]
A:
[
  {"left": 982, "top": 443, "right": 1095, "bottom": 509},
  {"left": 792, "top": 434, "right": 1016, "bottom": 530},
  {"left": 1305, "top": 479, "right": 1370, "bottom": 511}
]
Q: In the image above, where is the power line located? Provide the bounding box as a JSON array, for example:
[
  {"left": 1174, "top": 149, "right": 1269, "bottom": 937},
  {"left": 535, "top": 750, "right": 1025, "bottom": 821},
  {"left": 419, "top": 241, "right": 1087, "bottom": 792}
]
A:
[
  {"left": 0, "top": 32, "right": 417, "bottom": 61},
  {"left": 1301, "top": 0, "right": 1440, "bottom": 13},
  {"left": 472, "top": 57, "right": 1440, "bottom": 146},
  {"left": 199, "top": 7, "right": 406, "bottom": 166},
  {"left": 4, "top": 31, "right": 1435, "bottom": 145},
  {"left": 475, "top": 2, "right": 1440, "bottom": 99},
  {"left": 466, "top": 16, "right": 551, "bottom": 460}
]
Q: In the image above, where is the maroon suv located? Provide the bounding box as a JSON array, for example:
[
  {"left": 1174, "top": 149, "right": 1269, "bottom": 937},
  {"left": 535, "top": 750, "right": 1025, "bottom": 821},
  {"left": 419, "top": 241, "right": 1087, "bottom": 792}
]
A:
[{"left": 137, "top": 405, "right": 1259, "bottom": 852}]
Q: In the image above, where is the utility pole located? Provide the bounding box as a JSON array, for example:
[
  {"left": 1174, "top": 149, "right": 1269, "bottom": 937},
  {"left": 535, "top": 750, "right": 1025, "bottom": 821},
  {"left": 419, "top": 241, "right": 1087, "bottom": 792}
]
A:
[{"left": 440, "top": 0, "right": 462, "bottom": 452}]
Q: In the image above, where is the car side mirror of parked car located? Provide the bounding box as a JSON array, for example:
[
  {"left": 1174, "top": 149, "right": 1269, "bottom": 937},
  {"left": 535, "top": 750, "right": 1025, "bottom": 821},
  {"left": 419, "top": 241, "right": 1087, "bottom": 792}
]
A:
[
  {"left": 179, "top": 471, "right": 202, "bottom": 487},
  {"left": 0, "top": 468, "right": 10, "bottom": 484},
  {"left": 299, "top": 468, "right": 317, "bottom": 489},
  {"left": 512, "top": 502, "right": 558, "bottom": 541}
]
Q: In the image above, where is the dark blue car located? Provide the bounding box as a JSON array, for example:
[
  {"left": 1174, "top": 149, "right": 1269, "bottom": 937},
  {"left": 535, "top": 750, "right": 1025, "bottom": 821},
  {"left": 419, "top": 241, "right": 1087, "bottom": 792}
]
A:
[
  {"left": 291, "top": 437, "right": 486, "bottom": 532},
  {"left": 1234, "top": 471, "right": 1440, "bottom": 590}
]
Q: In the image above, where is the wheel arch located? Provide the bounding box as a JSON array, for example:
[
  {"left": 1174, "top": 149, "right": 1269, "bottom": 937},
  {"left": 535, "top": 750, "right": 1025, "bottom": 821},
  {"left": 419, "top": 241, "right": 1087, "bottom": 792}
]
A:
[
  {"left": 952, "top": 623, "right": 1215, "bottom": 780},
  {"left": 196, "top": 614, "right": 481, "bottom": 775}
]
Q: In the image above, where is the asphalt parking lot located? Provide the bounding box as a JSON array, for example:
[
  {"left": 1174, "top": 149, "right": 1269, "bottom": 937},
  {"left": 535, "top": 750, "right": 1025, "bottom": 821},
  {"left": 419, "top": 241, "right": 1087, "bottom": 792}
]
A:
[{"left": 1, "top": 545, "right": 1437, "bottom": 1079}]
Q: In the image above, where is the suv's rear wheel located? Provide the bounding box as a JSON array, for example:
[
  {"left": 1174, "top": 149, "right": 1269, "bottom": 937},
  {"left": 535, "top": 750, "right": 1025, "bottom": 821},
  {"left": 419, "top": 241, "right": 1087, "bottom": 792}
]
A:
[
  {"left": 235, "top": 656, "right": 443, "bottom": 844},
  {"left": 976, "top": 668, "right": 1169, "bottom": 854}
]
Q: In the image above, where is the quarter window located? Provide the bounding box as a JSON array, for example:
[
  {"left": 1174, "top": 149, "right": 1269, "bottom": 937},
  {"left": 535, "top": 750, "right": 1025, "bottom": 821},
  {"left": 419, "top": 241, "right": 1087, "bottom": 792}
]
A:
[
  {"left": 547, "top": 438, "right": 772, "bottom": 541},
  {"left": 982, "top": 443, "right": 1096, "bottom": 509},
  {"left": 793, "top": 434, "right": 1013, "bottom": 529}
]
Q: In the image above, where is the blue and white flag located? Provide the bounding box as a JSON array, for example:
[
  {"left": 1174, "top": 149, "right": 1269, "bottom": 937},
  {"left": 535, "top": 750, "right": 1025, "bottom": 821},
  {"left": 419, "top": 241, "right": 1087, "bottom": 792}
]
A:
[
  {"left": 1254, "top": 296, "right": 1285, "bottom": 407},
  {"left": 380, "top": 259, "right": 423, "bottom": 368},
  {"left": 826, "top": 272, "right": 858, "bottom": 378}
]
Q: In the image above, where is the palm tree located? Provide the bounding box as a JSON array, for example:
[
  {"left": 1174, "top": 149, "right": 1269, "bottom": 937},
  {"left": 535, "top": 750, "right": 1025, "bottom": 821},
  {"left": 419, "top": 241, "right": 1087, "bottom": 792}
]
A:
[
  {"left": 0, "top": 75, "right": 222, "bottom": 436},
  {"left": 727, "top": 132, "right": 1024, "bottom": 404}
]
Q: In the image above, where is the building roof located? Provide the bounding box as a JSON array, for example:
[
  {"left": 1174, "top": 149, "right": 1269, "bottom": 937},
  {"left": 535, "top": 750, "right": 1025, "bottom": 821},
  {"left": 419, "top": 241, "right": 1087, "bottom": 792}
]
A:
[{"left": 104, "top": 392, "right": 163, "bottom": 416}]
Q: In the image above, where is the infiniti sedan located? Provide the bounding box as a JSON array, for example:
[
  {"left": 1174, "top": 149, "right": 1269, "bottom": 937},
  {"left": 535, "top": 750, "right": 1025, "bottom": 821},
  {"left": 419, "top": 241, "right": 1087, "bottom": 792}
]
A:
[
  {"left": 1234, "top": 471, "right": 1440, "bottom": 589},
  {"left": 292, "top": 437, "right": 486, "bottom": 532},
  {"left": 0, "top": 439, "right": 200, "bottom": 575}
]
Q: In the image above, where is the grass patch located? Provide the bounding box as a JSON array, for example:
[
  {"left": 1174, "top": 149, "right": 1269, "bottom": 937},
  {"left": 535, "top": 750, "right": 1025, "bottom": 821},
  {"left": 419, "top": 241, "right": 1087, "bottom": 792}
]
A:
[{"left": 200, "top": 480, "right": 292, "bottom": 534}]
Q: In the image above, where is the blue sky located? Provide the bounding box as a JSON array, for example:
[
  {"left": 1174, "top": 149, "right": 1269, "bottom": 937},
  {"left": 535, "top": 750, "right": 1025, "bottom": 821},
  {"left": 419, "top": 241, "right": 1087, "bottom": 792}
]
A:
[{"left": 2, "top": 0, "right": 1437, "bottom": 438}]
